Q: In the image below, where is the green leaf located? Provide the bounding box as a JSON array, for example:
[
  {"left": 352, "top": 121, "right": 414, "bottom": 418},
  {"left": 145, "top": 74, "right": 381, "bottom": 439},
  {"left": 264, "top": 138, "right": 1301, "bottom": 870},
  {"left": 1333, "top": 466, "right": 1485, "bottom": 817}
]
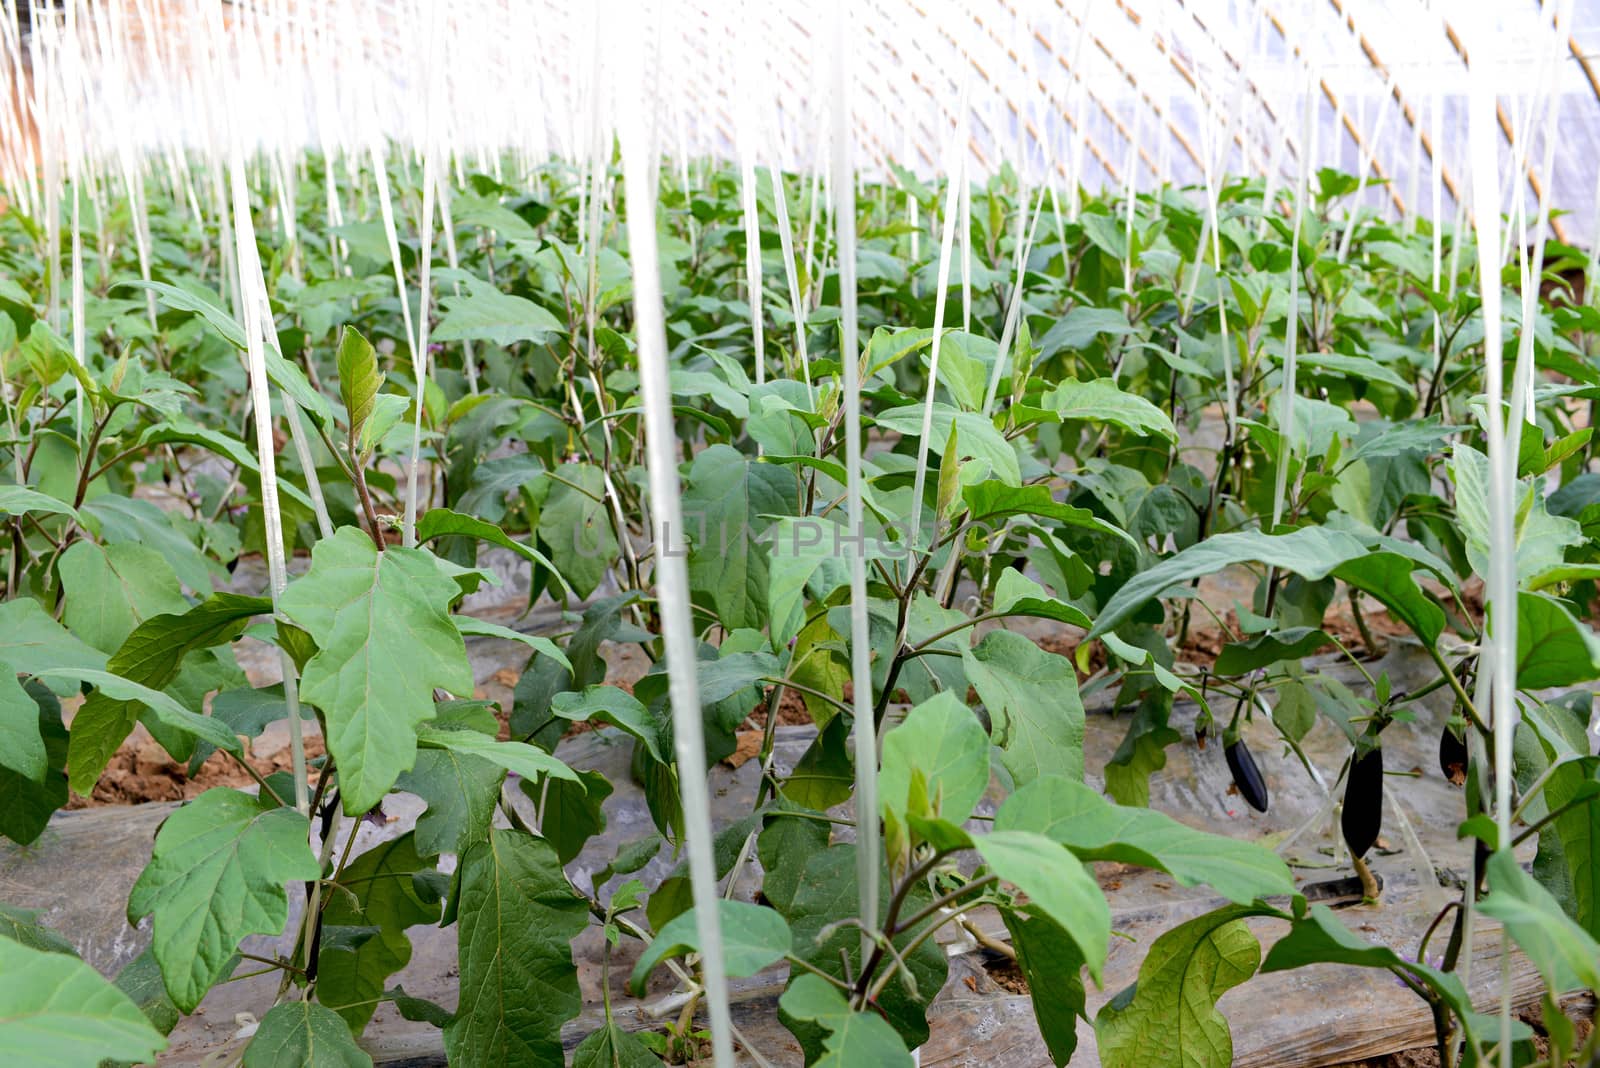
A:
[
  {"left": 1479, "top": 848, "right": 1600, "bottom": 991},
  {"left": 336, "top": 326, "right": 387, "bottom": 459},
  {"left": 105, "top": 593, "right": 271, "bottom": 692},
  {"left": 628, "top": 900, "right": 791, "bottom": 995},
  {"left": 777, "top": 845, "right": 945, "bottom": 1054},
  {"left": 1260, "top": 903, "right": 1476, "bottom": 1031},
  {"left": 433, "top": 276, "right": 566, "bottom": 347},
  {"left": 1046, "top": 378, "right": 1178, "bottom": 442},
  {"left": 1332, "top": 553, "right": 1445, "bottom": 646},
  {"left": 140, "top": 419, "right": 318, "bottom": 512},
  {"left": 1090, "top": 528, "right": 1371, "bottom": 638},
  {"left": 537, "top": 463, "right": 619, "bottom": 600},
  {"left": 879, "top": 691, "right": 990, "bottom": 825},
  {"left": 126, "top": 788, "right": 320, "bottom": 1012},
  {"left": 0, "top": 682, "right": 68, "bottom": 844},
  {"left": 962, "top": 631, "right": 1084, "bottom": 788},
  {"left": 975, "top": 830, "right": 1109, "bottom": 982},
  {"left": 992, "top": 569, "right": 1094, "bottom": 629},
  {"left": 279, "top": 528, "right": 474, "bottom": 814},
  {"left": 110, "top": 948, "right": 181, "bottom": 1037},
  {"left": 1536, "top": 756, "right": 1600, "bottom": 938},
  {"left": 681, "top": 445, "right": 797, "bottom": 630},
  {"left": 444, "top": 830, "right": 588, "bottom": 1067},
  {"left": 37, "top": 669, "right": 242, "bottom": 794},
  {"left": 58, "top": 540, "right": 188, "bottom": 654},
  {"left": 777, "top": 974, "right": 914, "bottom": 1068},
  {"left": 243, "top": 1001, "right": 373, "bottom": 1068},
  {"left": 397, "top": 741, "right": 503, "bottom": 858},
  {"left": 1214, "top": 628, "right": 1332, "bottom": 676},
  {"left": 415, "top": 724, "right": 579, "bottom": 785},
  {"left": 318, "top": 833, "right": 442, "bottom": 1033},
  {"left": 0, "top": 599, "right": 108, "bottom": 690},
  {"left": 124, "top": 280, "right": 330, "bottom": 424},
  {"left": 1453, "top": 445, "right": 1583, "bottom": 585},
  {"left": 0, "top": 902, "right": 76, "bottom": 955},
  {"left": 551, "top": 685, "right": 666, "bottom": 763},
  {"left": 874, "top": 404, "right": 1021, "bottom": 486},
  {"left": 1095, "top": 905, "right": 1263, "bottom": 1068},
  {"left": 1003, "top": 911, "right": 1086, "bottom": 1065},
  {"left": 0, "top": 663, "right": 46, "bottom": 781},
  {"left": 0, "top": 484, "right": 78, "bottom": 521},
  {"left": 571, "top": 1022, "right": 662, "bottom": 1067},
  {"left": 417, "top": 508, "right": 574, "bottom": 598},
  {"left": 0, "top": 938, "right": 167, "bottom": 1067},
  {"left": 995, "top": 775, "right": 1294, "bottom": 903},
  {"left": 1517, "top": 591, "right": 1600, "bottom": 688},
  {"left": 527, "top": 768, "right": 612, "bottom": 865},
  {"left": 961, "top": 481, "right": 1135, "bottom": 546}
]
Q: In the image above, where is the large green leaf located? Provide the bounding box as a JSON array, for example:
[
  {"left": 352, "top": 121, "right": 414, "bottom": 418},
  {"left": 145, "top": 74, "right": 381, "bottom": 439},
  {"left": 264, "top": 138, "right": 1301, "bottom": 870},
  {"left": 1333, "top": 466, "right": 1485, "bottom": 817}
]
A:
[
  {"left": 1537, "top": 756, "right": 1600, "bottom": 938},
  {"left": 56, "top": 592, "right": 263, "bottom": 793},
  {"left": 536, "top": 463, "right": 619, "bottom": 600},
  {"left": 0, "top": 662, "right": 46, "bottom": 781},
  {"left": 1517, "top": 591, "right": 1600, "bottom": 689},
  {"left": 874, "top": 404, "right": 1021, "bottom": 486},
  {"left": 778, "top": 974, "right": 914, "bottom": 1068},
  {"left": 1046, "top": 377, "right": 1178, "bottom": 442},
  {"left": 879, "top": 691, "right": 990, "bottom": 825},
  {"left": 975, "top": 830, "right": 1110, "bottom": 982},
  {"left": 1260, "top": 904, "right": 1477, "bottom": 1033},
  {"left": 570, "top": 1022, "right": 661, "bottom": 1067},
  {"left": 279, "top": 528, "right": 474, "bottom": 814},
  {"left": 395, "top": 700, "right": 504, "bottom": 858},
  {"left": 417, "top": 507, "right": 573, "bottom": 597},
  {"left": 1089, "top": 527, "right": 1371, "bottom": 638},
  {"left": 102, "top": 593, "right": 270, "bottom": 689},
  {"left": 124, "top": 280, "right": 331, "bottom": 424},
  {"left": 628, "top": 899, "right": 791, "bottom": 994},
  {"left": 0, "top": 682, "right": 68, "bottom": 844},
  {"left": 58, "top": 540, "right": 188, "bottom": 654},
  {"left": 433, "top": 276, "right": 566, "bottom": 347},
  {"left": 1095, "top": 905, "right": 1263, "bottom": 1068},
  {"left": 0, "top": 598, "right": 108, "bottom": 690},
  {"left": 444, "top": 830, "right": 588, "bottom": 1066},
  {"left": 777, "top": 845, "right": 946, "bottom": 1055},
  {"left": 551, "top": 685, "right": 667, "bottom": 762},
  {"left": 243, "top": 1001, "right": 372, "bottom": 1068},
  {"left": 414, "top": 725, "right": 579, "bottom": 784},
  {"left": 1479, "top": 848, "right": 1600, "bottom": 991},
  {"left": 318, "top": 832, "right": 442, "bottom": 1033},
  {"left": 962, "top": 631, "right": 1084, "bottom": 788},
  {"left": 126, "top": 788, "right": 320, "bottom": 1012},
  {"left": 1003, "top": 911, "right": 1086, "bottom": 1066},
  {"left": 0, "top": 938, "right": 167, "bottom": 1067},
  {"left": 1453, "top": 445, "right": 1582, "bottom": 585},
  {"left": 681, "top": 444, "right": 797, "bottom": 630},
  {"left": 995, "top": 775, "right": 1294, "bottom": 904},
  {"left": 1332, "top": 553, "right": 1445, "bottom": 646},
  {"left": 0, "top": 484, "right": 79, "bottom": 521}
]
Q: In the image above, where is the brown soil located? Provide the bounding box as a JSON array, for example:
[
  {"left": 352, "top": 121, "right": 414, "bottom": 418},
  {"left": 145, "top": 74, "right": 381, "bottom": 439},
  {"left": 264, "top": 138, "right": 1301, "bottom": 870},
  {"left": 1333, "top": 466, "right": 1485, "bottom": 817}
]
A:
[{"left": 69, "top": 734, "right": 328, "bottom": 808}]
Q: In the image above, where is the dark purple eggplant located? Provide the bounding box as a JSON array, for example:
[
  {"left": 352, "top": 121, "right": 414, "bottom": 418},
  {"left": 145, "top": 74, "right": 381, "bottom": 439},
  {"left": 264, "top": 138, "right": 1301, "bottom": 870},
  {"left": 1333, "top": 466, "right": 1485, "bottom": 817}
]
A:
[
  {"left": 1438, "top": 723, "right": 1467, "bottom": 786},
  {"left": 1226, "top": 740, "right": 1269, "bottom": 813},
  {"left": 1342, "top": 747, "right": 1384, "bottom": 859}
]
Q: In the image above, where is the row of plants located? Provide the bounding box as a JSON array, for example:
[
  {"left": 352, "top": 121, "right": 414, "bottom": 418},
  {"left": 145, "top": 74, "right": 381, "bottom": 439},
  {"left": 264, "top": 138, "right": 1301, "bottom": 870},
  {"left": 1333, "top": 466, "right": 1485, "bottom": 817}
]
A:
[{"left": 0, "top": 149, "right": 1598, "bottom": 1066}]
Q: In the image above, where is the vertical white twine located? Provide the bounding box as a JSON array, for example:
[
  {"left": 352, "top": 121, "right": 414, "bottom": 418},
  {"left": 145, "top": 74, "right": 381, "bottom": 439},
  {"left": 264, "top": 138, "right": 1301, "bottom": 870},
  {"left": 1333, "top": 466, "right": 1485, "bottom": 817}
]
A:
[
  {"left": 614, "top": 4, "right": 733, "bottom": 1063},
  {"left": 1464, "top": 19, "right": 1517, "bottom": 1066},
  {"left": 832, "top": 0, "right": 879, "bottom": 965}
]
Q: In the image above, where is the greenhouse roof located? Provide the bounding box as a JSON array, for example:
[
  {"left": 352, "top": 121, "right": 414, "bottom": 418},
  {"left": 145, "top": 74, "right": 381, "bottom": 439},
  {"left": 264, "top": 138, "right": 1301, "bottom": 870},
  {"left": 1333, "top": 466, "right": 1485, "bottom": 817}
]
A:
[{"left": 2, "top": 0, "right": 1598, "bottom": 241}]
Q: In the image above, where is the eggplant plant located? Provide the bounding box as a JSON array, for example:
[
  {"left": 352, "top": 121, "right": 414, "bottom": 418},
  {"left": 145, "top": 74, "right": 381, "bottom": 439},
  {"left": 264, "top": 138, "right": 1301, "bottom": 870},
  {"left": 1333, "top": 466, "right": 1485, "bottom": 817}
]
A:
[{"left": 0, "top": 148, "right": 1597, "bottom": 1068}]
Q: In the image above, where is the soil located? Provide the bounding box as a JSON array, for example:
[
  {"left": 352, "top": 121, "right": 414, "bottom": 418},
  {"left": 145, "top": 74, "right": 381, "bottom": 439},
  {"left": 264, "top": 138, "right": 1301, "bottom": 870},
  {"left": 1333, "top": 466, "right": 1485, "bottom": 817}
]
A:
[
  {"left": 69, "top": 734, "right": 328, "bottom": 808},
  {"left": 1331, "top": 1004, "right": 1596, "bottom": 1068}
]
